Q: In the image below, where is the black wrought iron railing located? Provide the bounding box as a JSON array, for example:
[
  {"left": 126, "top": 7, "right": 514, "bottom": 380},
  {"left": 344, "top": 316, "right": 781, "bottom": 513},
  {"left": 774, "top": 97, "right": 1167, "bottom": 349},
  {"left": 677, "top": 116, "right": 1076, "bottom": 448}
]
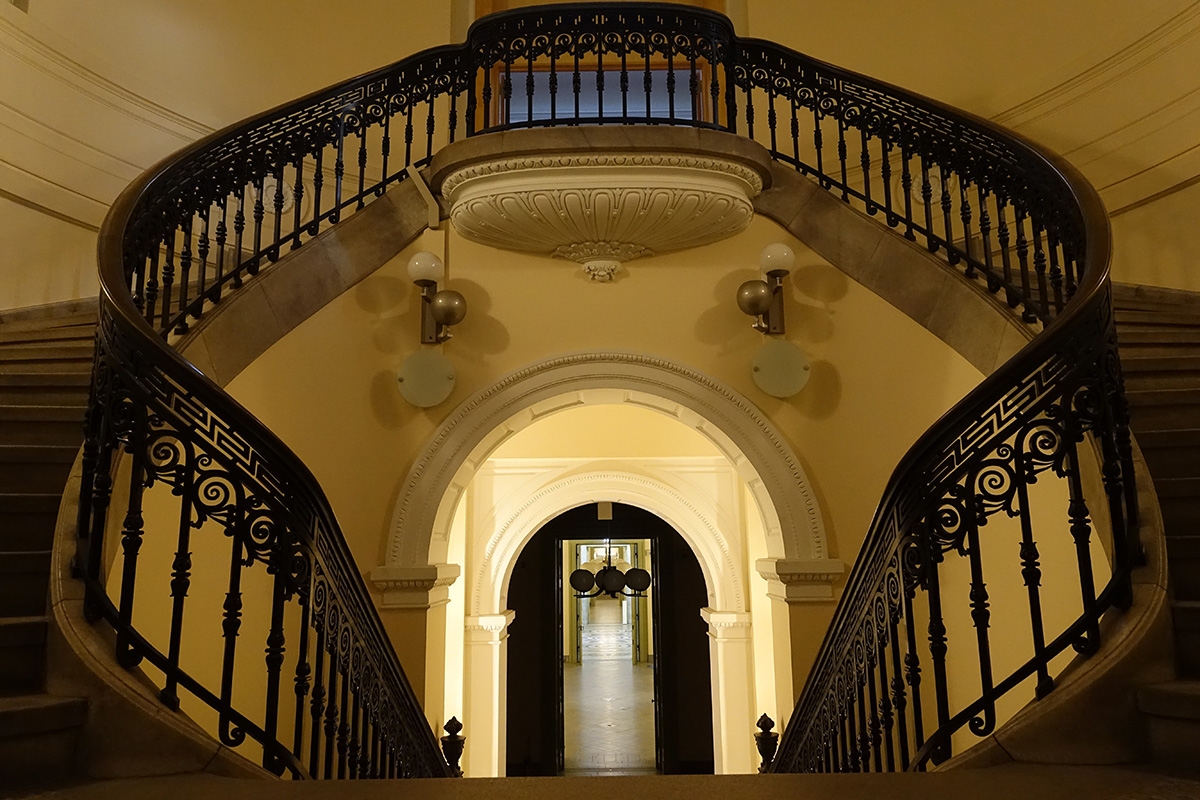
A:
[{"left": 78, "top": 2, "right": 1135, "bottom": 779}]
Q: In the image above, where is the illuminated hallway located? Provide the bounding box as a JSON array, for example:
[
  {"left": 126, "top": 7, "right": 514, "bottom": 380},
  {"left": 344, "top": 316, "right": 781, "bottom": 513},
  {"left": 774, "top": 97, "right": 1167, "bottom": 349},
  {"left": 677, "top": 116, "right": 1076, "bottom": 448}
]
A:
[{"left": 562, "top": 618, "right": 656, "bottom": 776}]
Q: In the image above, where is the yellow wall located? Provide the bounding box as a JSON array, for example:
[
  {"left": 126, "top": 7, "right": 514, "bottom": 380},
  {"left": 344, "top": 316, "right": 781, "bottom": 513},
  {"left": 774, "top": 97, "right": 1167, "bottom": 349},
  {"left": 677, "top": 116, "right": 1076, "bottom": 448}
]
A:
[{"left": 225, "top": 216, "right": 985, "bottom": 578}]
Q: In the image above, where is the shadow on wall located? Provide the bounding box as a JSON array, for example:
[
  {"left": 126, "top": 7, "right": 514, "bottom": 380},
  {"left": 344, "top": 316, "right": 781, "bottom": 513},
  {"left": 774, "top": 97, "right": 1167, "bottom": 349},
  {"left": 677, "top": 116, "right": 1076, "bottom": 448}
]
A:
[
  {"left": 695, "top": 268, "right": 762, "bottom": 349},
  {"left": 790, "top": 262, "right": 849, "bottom": 344}
]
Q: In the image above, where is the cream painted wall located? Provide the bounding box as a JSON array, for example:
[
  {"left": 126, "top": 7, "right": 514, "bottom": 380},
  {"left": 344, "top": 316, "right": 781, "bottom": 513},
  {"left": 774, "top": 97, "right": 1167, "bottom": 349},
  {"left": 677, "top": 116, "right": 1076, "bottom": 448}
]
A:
[
  {"left": 225, "top": 217, "right": 985, "bottom": 581},
  {"left": 1111, "top": 181, "right": 1200, "bottom": 291},
  {"left": 0, "top": 196, "right": 98, "bottom": 307},
  {"left": 4, "top": 0, "right": 1200, "bottom": 311}
]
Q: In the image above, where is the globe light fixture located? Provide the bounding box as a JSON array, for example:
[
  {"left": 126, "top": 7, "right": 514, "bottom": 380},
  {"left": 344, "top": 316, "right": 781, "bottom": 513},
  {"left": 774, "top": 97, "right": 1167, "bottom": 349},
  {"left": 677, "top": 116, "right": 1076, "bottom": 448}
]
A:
[
  {"left": 407, "top": 251, "right": 467, "bottom": 343},
  {"left": 736, "top": 243, "right": 793, "bottom": 334}
]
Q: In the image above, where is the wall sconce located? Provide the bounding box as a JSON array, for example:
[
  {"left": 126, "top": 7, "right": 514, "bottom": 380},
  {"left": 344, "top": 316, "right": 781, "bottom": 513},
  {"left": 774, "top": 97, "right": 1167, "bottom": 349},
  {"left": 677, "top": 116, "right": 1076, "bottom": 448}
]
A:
[
  {"left": 736, "top": 243, "right": 794, "bottom": 334},
  {"left": 408, "top": 251, "right": 467, "bottom": 343}
]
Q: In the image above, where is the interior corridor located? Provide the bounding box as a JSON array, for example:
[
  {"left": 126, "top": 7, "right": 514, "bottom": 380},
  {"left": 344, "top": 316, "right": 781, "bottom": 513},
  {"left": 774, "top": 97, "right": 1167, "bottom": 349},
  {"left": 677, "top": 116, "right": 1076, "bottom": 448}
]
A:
[{"left": 562, "top": 597, "right": 656, "bottom": 776}]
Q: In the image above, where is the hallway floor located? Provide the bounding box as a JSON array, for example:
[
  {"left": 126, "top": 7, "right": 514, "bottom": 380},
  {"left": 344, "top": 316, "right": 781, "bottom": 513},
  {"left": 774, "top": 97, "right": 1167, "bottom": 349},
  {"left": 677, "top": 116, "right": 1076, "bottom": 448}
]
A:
[{"left": 562, "top": 621, "right": 656, "bottom": 776}]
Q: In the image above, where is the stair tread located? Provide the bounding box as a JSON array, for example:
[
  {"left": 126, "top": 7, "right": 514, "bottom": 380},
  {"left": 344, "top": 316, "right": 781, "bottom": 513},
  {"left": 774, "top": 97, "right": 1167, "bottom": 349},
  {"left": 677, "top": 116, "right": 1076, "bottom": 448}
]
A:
[
  {"left": 1137, "top": 681, "right": 1200, "bottom": 720},
  {"left": 1127, "top": 387, "right": 1200, "bottom": 403},
  {"left": 0, "top": 493, "right": 62, "bottom": 511},
  {"left": 0, "top": 694, "right": 86, "bottom": 738},
  {"left": 0, "top": 444, "right": 79, "bottom": 462}
]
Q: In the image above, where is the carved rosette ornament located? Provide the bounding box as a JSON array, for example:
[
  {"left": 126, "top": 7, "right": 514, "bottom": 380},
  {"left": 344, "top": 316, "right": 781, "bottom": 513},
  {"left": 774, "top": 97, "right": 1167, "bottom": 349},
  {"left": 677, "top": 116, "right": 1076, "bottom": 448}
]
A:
[{"left": 441, "top": 153, "right": 764, "bottom": 281}]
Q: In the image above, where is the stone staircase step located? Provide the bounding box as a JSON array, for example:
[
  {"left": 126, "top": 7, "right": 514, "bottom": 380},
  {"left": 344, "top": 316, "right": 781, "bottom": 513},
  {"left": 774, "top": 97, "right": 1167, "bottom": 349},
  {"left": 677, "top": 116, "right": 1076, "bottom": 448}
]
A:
[
  {"left": 0, "top": 405, "right": 86, "bottom": 447},
  {"left": 1121, "top": 329, "right": 1200, "bottom": 345},
  {"left": 0, "top": 371, "right": 91, "bottom": 388},
  {"left": 1112, "top": 283, "right": 1200, "bottom": 309},
  {"left": 0, "top": 551, "right": 51, "bottom": 617},
  {"left": 1120, "top": 343, "right": 1200, "bottom": 359},
  {"left": 1115, "top": 309, "right": 1200, "bottom": 327},
  {"left": 1123, "top": 370, "right": 1200, "bottom": 392},
  {"left": 1137, "top": 444, "right": 1200, "bottom": 482},
  {"left": 0, "top": 344, "right": 93, "bottom": 364},
  {"left": 0, "top": 616, "right": 47, "bottom": 696},
  {"left": 1127, "top": 388, "right": 1200, "bottom": 407},
  {"left": 1175, "top": 601, "right": 1200, "bottom": 677},
  {"left": 0, "top": 445, "right": 77, "bottom": 494},
  {"left": 1124, "top": 400, "right": 1200, "bottom": 431},
  {"left": 1168, "top": 536, "right": 1200, "bottom": 601},
  {"left": 0, "top": 694, "right": 85, "bottom": 784},
  {"left": 1121, "top": 354, "right": 1200, "bottom": 373},
  {"left": 0, "top": 387, "right": 90, "bottom": 406},
  {"left": 0, "top": 327, "right": 95, "bottom": 346},
  {"left": 1136, "top": 680, "right": 1200, "bottom": 768},
  {"left": 1158, "top": 493, "right": 1200, "bottom": 540},
  {"left": 0, "top": 493, "right": 62, "bottom": 553},
  {"left": 0, "top": 312, "right": 95, "bottom": 333},
  {"left": 0, "top": 362, "right": 91, "bottom": 378}
]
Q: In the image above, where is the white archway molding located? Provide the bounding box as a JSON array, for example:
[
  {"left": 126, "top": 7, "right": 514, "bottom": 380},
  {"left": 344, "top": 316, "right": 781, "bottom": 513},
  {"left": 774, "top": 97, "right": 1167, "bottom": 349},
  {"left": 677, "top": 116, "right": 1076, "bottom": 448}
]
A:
[
  {"left": 385, "top": 352, "right": 830, "bottom": 572},
  {"left": 471, "top": 461, "right": 746, "bottom": 616}
]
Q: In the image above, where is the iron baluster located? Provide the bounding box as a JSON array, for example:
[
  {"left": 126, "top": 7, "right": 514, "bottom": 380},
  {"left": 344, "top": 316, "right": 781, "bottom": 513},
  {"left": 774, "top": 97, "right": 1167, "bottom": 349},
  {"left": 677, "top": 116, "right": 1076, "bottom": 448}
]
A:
[
  {"left": 292, "top": 597, "right": 312, "bottom": 762},
  {"left": 196, "top": 208, "right": 210, "bottom": 312},
  {"left": 262, "top": 543, "right": 290, "bottom": 775},
  {"left": 881, "top": 137, "right": 894, "bottom": 226},
  {"left": 272, "top": 162, "right": 287, "bottom": 256},
  {"left": 219, "top": 525, "right": 246, "bottom": 749},
  {"left": 964, "top": 518, "right": 996, "bottom": 740},
  {"left": 308, "top": 624, "right": 326, "bottom": 778},
  {"left": 1014, "top": 205, "right": 1036, "bottom": 322},
  {"left": 1032, "top": 221, "right": 1052, "bottom": 317},
  {"left": 381, "top": 113, "right": 391, "bottom": 192},
  {"left": 860, "top": 129, "right": 873, "bottom": 215},
  {"left": 250, "top": 173, "right": 266, "bottom": 273},
  {"left": 1048, "top": 230, "right": 1066, "bottom": 311},
  {"left": 596, "top": 43, "right": 605, "bottom": 122},
  {"left": 292, "top": 158, "right": 305, "bottom": 249},
  {"left": 232, "top": 181, "right": 247, "bottom": 287},
  {"left": 837, "top": 117, "right": 849, "bottom": 201},
  {"left": 114, "top": 408, "right": 147, "bottom": 669},
  {"left": 996, "top": 193, "right": 1016, "bottom": 308},
  {"left": 900, "top": 146, "right": 915, "bottom": 240},
  {"left": 959, "top": 178, "right": 973, "bottom": 276},
  {"left": 920, "top": 156, "right": 934, "bottom": 252},
  {"left": 214, "top": 196, "right": 228, "bottom": 302},
  {"left": 978, "top": 185, "right": 996, "bottom": 293},
  {"left": 175, "top": 215, "right": 193, "bottom": 333},
  {"left": 940, "top": 163, "right": 956, "bottom": 264},
  {"left": 1014, "top": 434, "right": 1054, "bottom": 698},
  {"left": 159, "top": 455, "right": 196, "bottom": 712},
  {"left": 311, "top": 147, "right": 325, "bottom": 237},
  {"left": 337, "top": 646, "right": 351, "bottom": 778},
  {"left": 144, "top": 246, "right": 161, "bottom": 325},
  {"left": 323, "top": 643, "right": 339, "bottom": 779},
  {"left": 160, "top": 228, "right": 175, "bottom": 331}
]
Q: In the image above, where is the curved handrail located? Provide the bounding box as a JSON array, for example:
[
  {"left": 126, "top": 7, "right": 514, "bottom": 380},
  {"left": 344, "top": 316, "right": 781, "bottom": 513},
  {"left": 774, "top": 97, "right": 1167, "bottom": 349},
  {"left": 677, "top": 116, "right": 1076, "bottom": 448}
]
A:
[{"left": 77, "top": 2, "right": 1135, "bottom": 778}]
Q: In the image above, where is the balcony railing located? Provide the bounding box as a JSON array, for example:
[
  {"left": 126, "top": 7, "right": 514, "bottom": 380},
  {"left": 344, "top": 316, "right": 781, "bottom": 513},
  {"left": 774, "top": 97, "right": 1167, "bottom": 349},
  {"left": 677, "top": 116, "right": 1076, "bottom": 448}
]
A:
[{"left": 78, "top": 1, "right": 1135, "bottom": 778}]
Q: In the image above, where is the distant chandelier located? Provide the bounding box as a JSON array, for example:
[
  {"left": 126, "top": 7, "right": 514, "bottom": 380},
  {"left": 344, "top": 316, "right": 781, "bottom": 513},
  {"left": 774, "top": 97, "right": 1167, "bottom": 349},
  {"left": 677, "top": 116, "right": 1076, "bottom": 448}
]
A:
[{"left": 569, "top": 538, "right": 651, "bottom": 598}]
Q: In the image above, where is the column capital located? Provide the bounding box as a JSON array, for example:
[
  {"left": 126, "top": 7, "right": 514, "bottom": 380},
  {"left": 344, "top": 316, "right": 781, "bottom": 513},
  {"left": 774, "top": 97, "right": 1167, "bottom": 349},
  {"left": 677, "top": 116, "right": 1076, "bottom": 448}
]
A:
[
  {"left": 464, "top": 610, "right": 516, "bottom": 643},
  {"left": 370, "top": 563, "right": 460, "bottom": 609},
  {"left": 755, "top": 557, "right": 844, "bottom": 603},
  {"left": 701, "top": 608, "right": 752, "bottom": 640}
]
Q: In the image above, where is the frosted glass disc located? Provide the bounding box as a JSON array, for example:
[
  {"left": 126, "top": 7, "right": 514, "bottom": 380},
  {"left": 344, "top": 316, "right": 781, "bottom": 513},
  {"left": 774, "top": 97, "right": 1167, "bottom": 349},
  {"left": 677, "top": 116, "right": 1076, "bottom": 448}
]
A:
[
  {"left": 751, "top": 340, "right": 811, "bottom": 398},
  {"left": 398, "top": 350, "right": 456, "bottom": 408}
]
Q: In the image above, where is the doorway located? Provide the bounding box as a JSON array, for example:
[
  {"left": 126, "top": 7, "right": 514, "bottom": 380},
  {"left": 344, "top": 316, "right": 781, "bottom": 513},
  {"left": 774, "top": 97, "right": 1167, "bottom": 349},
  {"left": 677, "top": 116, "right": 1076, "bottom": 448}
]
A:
[{"left": 505, "top": 502, "right": 714, "bottom": 776}]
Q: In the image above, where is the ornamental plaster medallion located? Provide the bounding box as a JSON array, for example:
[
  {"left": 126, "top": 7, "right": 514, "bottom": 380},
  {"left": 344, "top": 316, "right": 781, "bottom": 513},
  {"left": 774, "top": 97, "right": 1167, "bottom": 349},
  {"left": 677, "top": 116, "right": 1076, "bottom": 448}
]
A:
[{"left": 442, "top": 154, "right": 763, "bottom": 277}]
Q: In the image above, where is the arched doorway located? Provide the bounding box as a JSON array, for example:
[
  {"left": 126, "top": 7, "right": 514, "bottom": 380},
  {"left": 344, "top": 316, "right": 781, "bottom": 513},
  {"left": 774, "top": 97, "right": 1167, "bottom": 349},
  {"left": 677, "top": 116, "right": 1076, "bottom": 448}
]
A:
[
  {"left": 506, "top": 502, "right": 714, "bottom": 776},
  {"left": 372, "top": 357, "right": 844, "bottom": 775}
]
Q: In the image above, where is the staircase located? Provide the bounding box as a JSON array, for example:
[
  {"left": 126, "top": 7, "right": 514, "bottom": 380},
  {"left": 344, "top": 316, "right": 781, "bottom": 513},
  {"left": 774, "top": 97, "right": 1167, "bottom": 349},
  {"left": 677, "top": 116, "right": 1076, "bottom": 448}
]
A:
[
  {"left": 0, "top": 310, "right": 94, "bottom": 787},
  {"left": 1113, "top": 284, "right": 1200, "bottom": 764}
]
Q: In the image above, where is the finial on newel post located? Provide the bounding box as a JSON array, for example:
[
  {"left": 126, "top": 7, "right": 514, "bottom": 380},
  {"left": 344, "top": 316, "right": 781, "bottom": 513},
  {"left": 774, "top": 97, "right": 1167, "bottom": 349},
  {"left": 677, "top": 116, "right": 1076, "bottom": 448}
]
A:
[{"left": 755, "top": 713, "right": 778, "bottom": 773}]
